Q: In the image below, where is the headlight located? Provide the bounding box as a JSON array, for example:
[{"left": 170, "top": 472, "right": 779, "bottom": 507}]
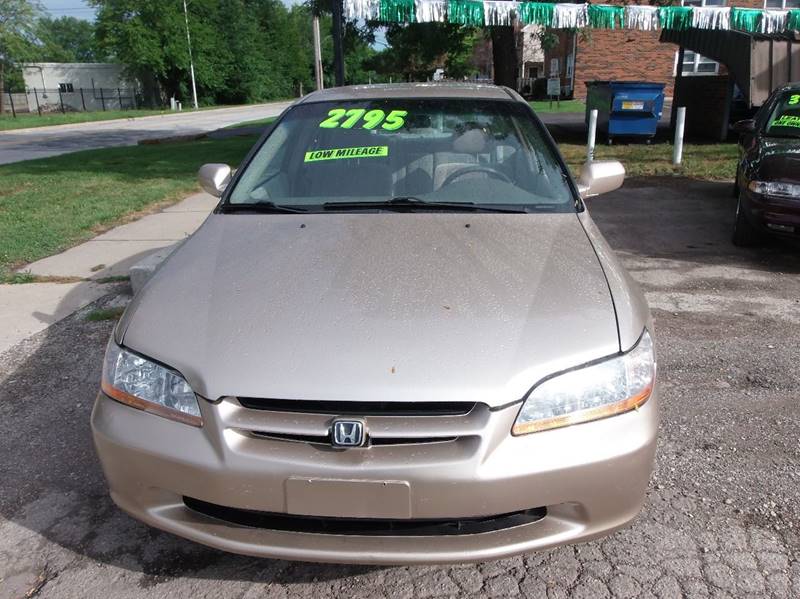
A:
[
  {"left": 513, "top": 330, "right": 655, "bottom": 435},
  {"left": 748, "top": 181, "right": 800, "bottom": 198},
  {"left": 101, "top": 340, "right": 202, "bottom": 427}
]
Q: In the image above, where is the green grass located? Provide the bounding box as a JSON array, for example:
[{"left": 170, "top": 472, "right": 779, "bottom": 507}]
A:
[
  {"left": 223, "top": 116, "right": 277, "bottom": 130},
  {"left": 85, "top": 307, "right": 126, "bottom": 321},
  {"left": 559, "top": 142, "right": 738, "bottom": 180},
  {"left": 530, "top": 100, "right": 585, "bottom": 114},
  {"left": 0, "top": 271, "right": 85, "bottom": 284},
  {"left": 0, "top": 271, "right": 37, "bottom": 284},
  {"left": 0, "top": 134, "right": 258, "bottom": 276},
  {"left": 0, "top": 109, "right": 176, "bottom": 131}
]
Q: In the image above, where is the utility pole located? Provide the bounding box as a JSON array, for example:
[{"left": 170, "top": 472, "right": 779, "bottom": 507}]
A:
[
  {"left": 182, "top": 0, "right": 199, "bottom": 110},
  {"left": 331, "top": 0, "right": 345, "bottom": 86},
  {"left": 0, "top": 59, "right": 5, "bottom": 116},
  {"left": 313, "top": 12, "right": 324, "bottom": 90}
]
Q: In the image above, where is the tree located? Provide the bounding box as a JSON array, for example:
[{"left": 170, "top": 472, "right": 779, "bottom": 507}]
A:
[
  {"left": 91, "top": 0, "right": 233, "bottom": 105},
  {"left": 34, "top": 16, "right": 106, "bottom": 62},
  {"left": 89, "top": 0, "right": 378, "bottom": 106},
  {"left": 255, "top": 0, "right": 315, "bottom": 98},
  {"left": 371, "top": 23, "right": 479, "bottom": 82},
  {"left": 490, "top": 26, "right": 516, "bottom": 88},
  {"left": 0, "top": 0, "right": 40, "bottom": 112}
]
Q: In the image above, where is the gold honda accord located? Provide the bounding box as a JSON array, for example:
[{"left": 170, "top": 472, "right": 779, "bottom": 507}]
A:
[{"left": 92, "top": 83, "right": 658, "bottom": 564}]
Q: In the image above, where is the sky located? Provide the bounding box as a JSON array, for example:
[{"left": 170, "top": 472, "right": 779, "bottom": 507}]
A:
[
  {"left": 41, "top": 0, "right": 97, "bottom": 20},
  {"left": 41, "top": 0, "right": 305, "bottom": 20}
]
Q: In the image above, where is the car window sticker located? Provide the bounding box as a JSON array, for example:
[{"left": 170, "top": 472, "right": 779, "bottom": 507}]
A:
[
  {"left": 770, "top": 114, "right": 800, "bottom": 129},
  {"left": 304, "top": 145, "right": 389, "bottom": 163},
  {"left": 319, "top": 109, "right": 408, "bottom": 131}
]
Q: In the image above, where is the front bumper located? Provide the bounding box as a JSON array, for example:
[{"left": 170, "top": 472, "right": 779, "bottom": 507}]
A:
[
  {"left": 91, "top": 390, "right": 658, "bottom": 564},
  {"left": 741, "top": 189, "right": 800, "bottom": 236}
]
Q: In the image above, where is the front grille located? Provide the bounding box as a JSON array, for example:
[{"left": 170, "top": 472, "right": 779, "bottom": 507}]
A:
[
  {"left": 248, "top": 430, "right": 458, "bottom": 446},
  {"left": 224, "top": 398, "right": 490, "bottom": 448},
  {"left": 236, "top": 398, "right": 476, "bottom": 417},
  {"left": 184, "top": 496, "right": 547, "bottom": 536}
]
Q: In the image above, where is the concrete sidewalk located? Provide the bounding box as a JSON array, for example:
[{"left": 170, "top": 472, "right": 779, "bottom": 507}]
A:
[{"left": 0, "top": 192, "right": 216, "bottom": 354}]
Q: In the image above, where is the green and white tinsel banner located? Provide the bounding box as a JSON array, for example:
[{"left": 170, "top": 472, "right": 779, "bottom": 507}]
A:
[
  {"left": 342, "top": 0, "right": 800, "bottom": 33},
  {"left": 484, "top": 1, "right": 517, "bottom": 26},
  {"left": 789, "top": 9, "right": 800, "bottom": 31},
  {"left": 691, "top": 6, "right": 730, "bottom": 30},
  {"left": 553, "top": 3, "right": 587, "bottom": 28},
  {"left": 416, "top": 0, "right": 447, "bottom": 22},
  {"left": 624, "top": 5, "right": 658, "bottom": 31}
]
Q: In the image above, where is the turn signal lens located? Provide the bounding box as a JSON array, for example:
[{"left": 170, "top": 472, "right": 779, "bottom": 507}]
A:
[{"left": 512, "top": 330, "right": 655, "bottom": 435}]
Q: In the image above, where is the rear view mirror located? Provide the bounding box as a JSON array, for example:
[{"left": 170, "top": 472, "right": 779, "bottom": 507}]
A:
[
  {"left": 577, "top": 160, "right": 626, "bottom": 199},
  {"left": 198, "top": 163, "right": 232, "bottom": 197},
  {"left": 732, "top": 119, "right": 756, "bottom": 135}
]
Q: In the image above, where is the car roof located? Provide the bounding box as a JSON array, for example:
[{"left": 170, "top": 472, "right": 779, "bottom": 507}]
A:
[
  {"left": 297, "top": 83, "right": 522, "bottom": 104},
  {"left": 775, "top": 82, "right": 800, "bottom": 93}
]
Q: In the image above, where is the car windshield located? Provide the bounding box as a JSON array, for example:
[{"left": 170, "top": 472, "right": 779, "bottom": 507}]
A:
[
  {"left": 764, "top": 90, "right": 800, "bottom": 139},
  {"left": 227, "top": 98, "right": 575, "bottom": 211}
]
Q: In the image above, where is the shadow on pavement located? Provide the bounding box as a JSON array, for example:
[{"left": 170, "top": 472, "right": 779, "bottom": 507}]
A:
[{"left": 590, "top": 177, "right": 800, "bottom": 274}]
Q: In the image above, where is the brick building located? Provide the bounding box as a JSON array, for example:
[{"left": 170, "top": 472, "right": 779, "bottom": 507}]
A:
[{"left": 544, "top": 0, "right": 794, "bottom": 101}]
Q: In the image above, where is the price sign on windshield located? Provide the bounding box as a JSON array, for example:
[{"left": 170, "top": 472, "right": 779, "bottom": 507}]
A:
[{"left": 319, "top": 109, "right": 407, "bottom": 131}]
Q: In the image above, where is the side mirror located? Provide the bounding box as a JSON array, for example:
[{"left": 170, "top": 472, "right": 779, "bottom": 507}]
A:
[
  {"left": 578, "top": 160, "right": 625, "bottom": 199},
  {"left": 732, "top": 119, "right": 756, "bottom": 135},
  {"left": 198, "top": 163, "right": 232, "bottom": 197}
]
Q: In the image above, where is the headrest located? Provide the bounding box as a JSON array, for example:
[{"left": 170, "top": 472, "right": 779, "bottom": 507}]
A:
[{"left": 452, "top": 127, "right": 488, "bottom": 154}]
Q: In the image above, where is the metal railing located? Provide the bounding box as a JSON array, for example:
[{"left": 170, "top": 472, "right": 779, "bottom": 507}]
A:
[{"left": 1, "top": 88, "right": 140, "bottom": 117}]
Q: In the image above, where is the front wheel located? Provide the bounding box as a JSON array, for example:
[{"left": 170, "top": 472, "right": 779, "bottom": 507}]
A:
[{"left": 732, "top": 196, "right": 763, "bottom": 247}]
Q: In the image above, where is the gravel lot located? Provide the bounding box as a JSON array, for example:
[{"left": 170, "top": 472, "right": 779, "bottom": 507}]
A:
[{"left": 0, "top": 177, "right": 797, "bottom": 598}]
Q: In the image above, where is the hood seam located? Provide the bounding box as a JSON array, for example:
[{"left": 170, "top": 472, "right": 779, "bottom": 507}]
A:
[{"left": 574, "top": 212, "right": 622, "bottom": 353}]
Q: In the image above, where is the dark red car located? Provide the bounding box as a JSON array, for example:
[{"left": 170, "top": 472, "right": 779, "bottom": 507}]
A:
[{"left": 732, "top": 84, "right": 800, "bottom": 246}]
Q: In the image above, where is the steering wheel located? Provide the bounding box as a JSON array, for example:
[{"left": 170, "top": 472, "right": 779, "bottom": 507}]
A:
[{"left": 440, "top": 165, "right": 512, "bottom": 188}]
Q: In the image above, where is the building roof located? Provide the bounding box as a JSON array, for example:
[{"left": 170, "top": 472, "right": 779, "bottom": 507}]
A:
[{"left": 298, "top": 83, "right": 519, "bottom": 104}]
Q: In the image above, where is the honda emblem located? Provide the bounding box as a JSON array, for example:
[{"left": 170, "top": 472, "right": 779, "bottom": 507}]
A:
[{"left": 331, "top": 419, "right": 366, "bottom": 447}]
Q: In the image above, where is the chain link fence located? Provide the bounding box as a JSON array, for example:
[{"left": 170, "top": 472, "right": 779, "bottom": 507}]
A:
[{"left": 1, "top": 87, "right": 140, "bottom": 117}]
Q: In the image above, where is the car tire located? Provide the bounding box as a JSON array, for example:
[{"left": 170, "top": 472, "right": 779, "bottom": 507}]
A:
[{"left": 732, "top": 196, "right": 763, "bottom": 247}]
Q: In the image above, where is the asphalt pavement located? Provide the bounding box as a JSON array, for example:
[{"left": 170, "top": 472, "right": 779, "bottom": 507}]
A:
[
  {"left": 0, "top": 102, "right": 293, "bottom": 165},
  {"left": 0, "top": 178, "right": 798, "bottom": 598}
]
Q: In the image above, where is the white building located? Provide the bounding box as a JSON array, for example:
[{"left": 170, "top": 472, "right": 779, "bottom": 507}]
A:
[
  {"left": 18, "top": 63, "right": 137, "bottom": 112},
  {"left": 22, "top": 63, "right": 132, "bottom": 92},
  {"left": 518, "top": 25, "right": 545, "bottom": 87}
]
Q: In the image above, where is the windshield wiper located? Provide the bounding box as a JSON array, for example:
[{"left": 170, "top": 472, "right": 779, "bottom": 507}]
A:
[
  {"left": 323, "top": 196, "right": 528, "bottom": 213},
  {"left": 220, "top": 202, "right": 308, "bottom": 214}
]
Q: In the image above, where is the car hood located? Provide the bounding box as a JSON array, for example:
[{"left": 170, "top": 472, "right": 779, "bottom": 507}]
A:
[
  {"left": 120, "top": 213, "right": 620, "bottom": 407},
  {"left": 754, "top": 137, "right": 800, "bottom": 183}
]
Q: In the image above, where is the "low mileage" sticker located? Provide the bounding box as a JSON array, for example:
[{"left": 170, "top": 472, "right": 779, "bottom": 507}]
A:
[{"left": 304, "top": 145, "right": 389, "bottom": 163}]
